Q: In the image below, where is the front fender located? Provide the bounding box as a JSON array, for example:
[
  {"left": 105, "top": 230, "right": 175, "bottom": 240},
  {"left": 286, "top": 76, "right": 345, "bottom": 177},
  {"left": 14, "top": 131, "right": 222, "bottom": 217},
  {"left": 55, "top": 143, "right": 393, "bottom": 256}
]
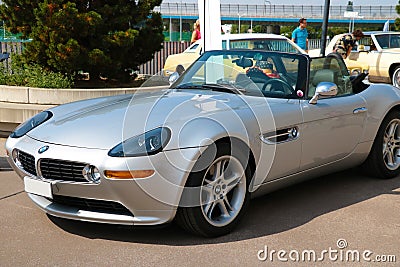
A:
[
  {"left": 177, "top": 117, "right": 228, "bottom": 148},
  {"left": 174, "top": 109, "right": 261, "bottom": 152}
]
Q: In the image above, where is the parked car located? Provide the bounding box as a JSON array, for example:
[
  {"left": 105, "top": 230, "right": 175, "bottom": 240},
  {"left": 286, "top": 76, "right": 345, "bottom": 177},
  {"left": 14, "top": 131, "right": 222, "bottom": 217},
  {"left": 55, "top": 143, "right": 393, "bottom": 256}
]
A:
[
  {"left": 310, "top": 32, "right": 400, "bottom": 86},
  {"left": 162, "top": 33, "right": 305, "bottom": 76},
  {"left": 6, "top": 49, "right": 400, "bottom": 237}
]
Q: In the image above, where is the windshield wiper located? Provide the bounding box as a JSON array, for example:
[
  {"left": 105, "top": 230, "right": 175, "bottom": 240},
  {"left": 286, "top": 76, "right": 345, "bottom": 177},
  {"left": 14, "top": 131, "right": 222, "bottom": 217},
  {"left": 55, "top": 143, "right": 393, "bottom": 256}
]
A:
[
  {"left": 201, "top": 83, "right": 246, "bottom": 95},
  {"left": 174, "top": 83, "right": 202, "bottom": 89},
  {"left": 174, "top": 82, "right": 245, "bottom": 95}
]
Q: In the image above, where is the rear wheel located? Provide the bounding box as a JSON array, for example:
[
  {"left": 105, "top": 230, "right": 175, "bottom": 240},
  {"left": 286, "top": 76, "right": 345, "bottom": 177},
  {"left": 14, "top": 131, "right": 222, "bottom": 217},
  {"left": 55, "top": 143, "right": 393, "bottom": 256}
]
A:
[
  {"left": 363, "top": 111, "right": 400, "bottom": 178},
  {"left": 391, "top": 66, "right": 400, "bottom": 88},
  {"left": 176, "top": 143, "right": 251, "bottom": 237}
]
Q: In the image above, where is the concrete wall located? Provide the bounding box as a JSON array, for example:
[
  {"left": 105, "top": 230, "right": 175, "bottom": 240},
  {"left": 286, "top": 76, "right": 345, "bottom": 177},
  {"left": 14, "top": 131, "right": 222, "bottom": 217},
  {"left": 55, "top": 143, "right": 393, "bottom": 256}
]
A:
[{"left": 0, "top": 85, "right": 168, "bottom": 132}]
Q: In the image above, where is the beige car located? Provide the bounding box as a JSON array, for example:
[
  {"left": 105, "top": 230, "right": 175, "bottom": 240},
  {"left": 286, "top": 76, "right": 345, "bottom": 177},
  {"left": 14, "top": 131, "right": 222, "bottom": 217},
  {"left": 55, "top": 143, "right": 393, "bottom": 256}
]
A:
[
  {"left": 162, "top": 33, "right": 305, "bottom": 77},
  {"left": 310, "top": 32, "right": 400, "bottom": 87}
]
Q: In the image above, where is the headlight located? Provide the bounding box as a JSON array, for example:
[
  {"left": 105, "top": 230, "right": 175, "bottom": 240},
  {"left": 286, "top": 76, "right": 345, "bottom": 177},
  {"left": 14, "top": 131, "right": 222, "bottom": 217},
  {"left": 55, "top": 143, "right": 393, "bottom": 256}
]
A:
[
  {"left": 10, "top": 111, "right": 53, "bottom": 138},
  {"left": 108, "top": 127, "right": 171, "bottom": 157}
]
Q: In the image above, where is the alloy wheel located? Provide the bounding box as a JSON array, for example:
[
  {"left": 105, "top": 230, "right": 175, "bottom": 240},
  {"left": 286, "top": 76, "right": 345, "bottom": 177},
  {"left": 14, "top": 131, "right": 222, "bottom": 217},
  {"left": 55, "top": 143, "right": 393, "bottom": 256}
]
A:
[
  {"left": 200, "top": 155, "right": 246, "bottom": 227},
  {"left": 383, "top": 118, "right": 400, "bottom": 170}
]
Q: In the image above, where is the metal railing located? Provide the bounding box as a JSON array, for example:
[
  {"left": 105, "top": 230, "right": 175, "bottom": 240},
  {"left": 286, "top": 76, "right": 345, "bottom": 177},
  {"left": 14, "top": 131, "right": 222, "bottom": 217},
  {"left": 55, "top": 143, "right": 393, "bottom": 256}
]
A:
[
  {"left": 139, "top": 41, "right": 190, "bottom": 75},
  {"left": 155, "top": 3, "right": 398, "bottom": 20},
  {"left": 139, "top": 39, "right": 330, "bottom": 76},
  {"left": 0, "top": 41, "right": 191, "bottom": 77},
  {"left": 0, "top": 39, "right": 338, "bottom": 76}
]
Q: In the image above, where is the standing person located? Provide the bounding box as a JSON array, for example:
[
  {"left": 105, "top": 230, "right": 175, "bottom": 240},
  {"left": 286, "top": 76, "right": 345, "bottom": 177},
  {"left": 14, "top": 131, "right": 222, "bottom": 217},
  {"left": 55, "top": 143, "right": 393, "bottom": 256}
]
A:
[
  {"left": 191, "top": 19, "right": 201, "bottom": 44},
  {"left": 292, "top": 18, "right": 308, "bottom": 52},
  {"left": 333, "top": 29, "right": 364, "bottom": 59}
]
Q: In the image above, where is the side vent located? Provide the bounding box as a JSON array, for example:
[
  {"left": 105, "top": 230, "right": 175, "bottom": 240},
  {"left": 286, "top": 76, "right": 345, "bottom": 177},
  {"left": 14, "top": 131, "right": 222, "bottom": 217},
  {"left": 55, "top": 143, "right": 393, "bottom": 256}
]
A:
[{"left": 261, "top": 126, "right": 299, "bottom": 144}]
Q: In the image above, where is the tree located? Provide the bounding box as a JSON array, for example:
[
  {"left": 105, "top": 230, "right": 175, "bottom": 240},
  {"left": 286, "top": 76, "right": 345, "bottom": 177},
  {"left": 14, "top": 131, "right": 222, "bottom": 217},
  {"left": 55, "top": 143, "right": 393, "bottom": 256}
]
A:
[
  {"left": 0, "top": 1, "right": 37, "bottom": 36},
  {"left": 396, "top": 1, "right": 400, "bottom": 30},
  {"left": 0, "top": 0, "right": 164, "bottom": 81}
]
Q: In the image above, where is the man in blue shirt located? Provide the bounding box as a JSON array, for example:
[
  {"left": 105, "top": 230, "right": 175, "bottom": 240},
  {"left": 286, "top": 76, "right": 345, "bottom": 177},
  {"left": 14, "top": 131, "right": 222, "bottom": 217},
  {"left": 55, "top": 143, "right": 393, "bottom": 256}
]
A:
[{"left": 292, "top": 18, "right": 308, "bottom": 52}]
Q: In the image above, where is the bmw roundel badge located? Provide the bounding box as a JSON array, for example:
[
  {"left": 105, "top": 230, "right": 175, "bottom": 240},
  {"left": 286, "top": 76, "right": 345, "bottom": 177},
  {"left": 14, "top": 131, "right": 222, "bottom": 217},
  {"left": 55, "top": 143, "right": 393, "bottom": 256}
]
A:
[{"left": 38, "top": 145, "right": 49, "bottom": 154}]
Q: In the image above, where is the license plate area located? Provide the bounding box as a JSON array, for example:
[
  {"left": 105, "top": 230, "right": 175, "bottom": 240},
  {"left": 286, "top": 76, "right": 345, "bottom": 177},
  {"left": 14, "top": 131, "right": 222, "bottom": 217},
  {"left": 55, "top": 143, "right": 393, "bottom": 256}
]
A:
[{"left": 24, "top": 177, "right": 53, "bottom": 199}]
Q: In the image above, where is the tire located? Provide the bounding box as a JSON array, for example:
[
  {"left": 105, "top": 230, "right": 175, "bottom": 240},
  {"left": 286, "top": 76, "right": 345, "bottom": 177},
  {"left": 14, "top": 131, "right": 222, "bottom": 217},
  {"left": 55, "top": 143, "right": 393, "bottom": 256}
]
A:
[
  {"left": 363, "top": 111, "right": 400, "bottom": 179},
  {"left": 392, "top": 66, "right": 400, "bottom": 88},
  {"left": 176, "top": 142, "right": 251, "bottom": 237}
]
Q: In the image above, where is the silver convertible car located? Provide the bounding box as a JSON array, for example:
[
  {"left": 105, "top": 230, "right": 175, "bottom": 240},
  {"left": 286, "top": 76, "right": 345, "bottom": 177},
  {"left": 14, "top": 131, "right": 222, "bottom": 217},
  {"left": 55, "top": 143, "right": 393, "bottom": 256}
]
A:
[{"left": 5, "top": 50, "right": 400, "bottom": 237}]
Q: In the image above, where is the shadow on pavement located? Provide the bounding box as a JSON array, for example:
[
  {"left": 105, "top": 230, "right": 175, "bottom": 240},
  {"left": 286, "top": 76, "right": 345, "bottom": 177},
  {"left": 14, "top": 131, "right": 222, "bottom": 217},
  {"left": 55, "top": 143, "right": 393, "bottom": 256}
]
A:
[
  {"left": 0, "top": 157, "right": 12, "bottom": 171},
  {"left": 48, "top": 168, "right": 400, "bottom": 246}
]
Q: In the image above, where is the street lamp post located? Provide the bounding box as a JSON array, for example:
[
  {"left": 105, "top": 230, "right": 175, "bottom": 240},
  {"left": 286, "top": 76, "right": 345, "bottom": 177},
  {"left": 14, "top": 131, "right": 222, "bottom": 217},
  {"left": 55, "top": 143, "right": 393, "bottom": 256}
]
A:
[
  {"left": 179, "top": 0, "right": 182, "bottom": 41},
  {"left": 346, "top": 1, "right": 354, "bottom": 33},
  {"left": 320, "top": 0, "right": 331, "bottom": 56},
  {"left": 170, "top": 17, "right": 172, "bottom": 41},
  {"left": 238, "top": 13, "right": 245, "bottom": 34},
  {"left": 265, "top": 0, "right": 271, "bottom": 14}
]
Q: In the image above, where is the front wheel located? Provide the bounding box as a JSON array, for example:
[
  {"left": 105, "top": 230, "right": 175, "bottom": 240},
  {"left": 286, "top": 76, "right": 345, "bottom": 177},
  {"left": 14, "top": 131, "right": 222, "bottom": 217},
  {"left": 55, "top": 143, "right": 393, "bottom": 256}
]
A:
[
  {"left": 363, "top": 111, "right": 400, "bottom": 179},
  {"left": 391, "top": 66, "right": 400, "bottom": 88},
  {"left": 176, "top": 143, "right": 251, "bottom": 237}
]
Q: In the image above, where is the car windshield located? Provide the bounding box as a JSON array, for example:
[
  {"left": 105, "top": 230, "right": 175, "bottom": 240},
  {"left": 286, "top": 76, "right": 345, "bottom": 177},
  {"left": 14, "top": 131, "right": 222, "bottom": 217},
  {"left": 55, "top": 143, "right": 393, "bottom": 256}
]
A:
[
  {"left": 171, "top": 50, "right": 308, "bottom": 99},
  {"left": 375, "top": 34, "right": 400, "bottom": 49},
  {"left": 229, "top": 39, "right": 302, "bottom": 53}
]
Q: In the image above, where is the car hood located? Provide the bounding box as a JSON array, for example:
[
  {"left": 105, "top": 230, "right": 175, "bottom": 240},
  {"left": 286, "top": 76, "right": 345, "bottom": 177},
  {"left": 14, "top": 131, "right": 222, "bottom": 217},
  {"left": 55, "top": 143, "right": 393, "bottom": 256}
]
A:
[{"left": 27, "top": 89, "right": 265, "bottom": 149}]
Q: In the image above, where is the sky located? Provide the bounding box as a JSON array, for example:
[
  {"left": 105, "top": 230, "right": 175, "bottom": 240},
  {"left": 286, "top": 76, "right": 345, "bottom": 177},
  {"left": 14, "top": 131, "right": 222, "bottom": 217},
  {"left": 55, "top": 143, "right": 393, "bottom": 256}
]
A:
[{"left": 163, "top": 0, "right": 398, "bottom": 5}]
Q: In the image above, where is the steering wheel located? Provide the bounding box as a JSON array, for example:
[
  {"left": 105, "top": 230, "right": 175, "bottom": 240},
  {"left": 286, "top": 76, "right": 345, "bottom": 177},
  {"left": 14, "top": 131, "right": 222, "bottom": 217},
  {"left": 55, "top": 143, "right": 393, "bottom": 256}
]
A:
[{"left": 261, "top": 78, "right": 295, "bottom": 94}]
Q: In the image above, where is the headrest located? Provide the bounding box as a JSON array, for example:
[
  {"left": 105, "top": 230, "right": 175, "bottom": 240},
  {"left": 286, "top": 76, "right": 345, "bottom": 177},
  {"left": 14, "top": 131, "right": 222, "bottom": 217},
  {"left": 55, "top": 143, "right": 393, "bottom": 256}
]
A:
[{"left": 312, "top": 69, "right": 335, "bottom": 87}]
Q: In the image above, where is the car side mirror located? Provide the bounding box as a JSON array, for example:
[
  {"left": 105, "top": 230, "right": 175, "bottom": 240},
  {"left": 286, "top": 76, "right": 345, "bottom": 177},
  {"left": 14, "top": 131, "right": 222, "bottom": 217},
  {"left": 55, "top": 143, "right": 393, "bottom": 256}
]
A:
[
  {"left": 169, "top": 72, "right": 180, "bottom": 85},
  {"left": 309, "top": 82, "right": 338, "bottom": 104}
]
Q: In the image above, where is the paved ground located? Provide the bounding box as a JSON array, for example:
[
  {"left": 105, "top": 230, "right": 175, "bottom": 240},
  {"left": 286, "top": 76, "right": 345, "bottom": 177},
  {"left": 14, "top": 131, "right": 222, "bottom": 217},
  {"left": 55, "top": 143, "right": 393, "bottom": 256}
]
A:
[
  {"left": 0, "top": 138, "right": 11, "bottom": 171},
  {"left": 1, "top": 163, "right": 399, "bottom": 266}
]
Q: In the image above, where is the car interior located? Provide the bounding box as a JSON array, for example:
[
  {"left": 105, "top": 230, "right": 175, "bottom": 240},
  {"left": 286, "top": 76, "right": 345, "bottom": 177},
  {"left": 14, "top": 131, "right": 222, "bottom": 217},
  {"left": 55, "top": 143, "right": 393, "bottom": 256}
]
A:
[
  {"left": 308, "top": 53, "right": 369, "bottom": 98},
  {"left": 174, "top": 50, "right": 369, "bottom": 99}
]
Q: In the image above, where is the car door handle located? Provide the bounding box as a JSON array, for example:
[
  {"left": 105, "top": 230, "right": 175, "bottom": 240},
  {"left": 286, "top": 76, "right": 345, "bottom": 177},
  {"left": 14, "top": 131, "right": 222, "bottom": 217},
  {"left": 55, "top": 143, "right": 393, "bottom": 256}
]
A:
[{"left": 353, "top": 107, "right": 367, "bottom": 114}]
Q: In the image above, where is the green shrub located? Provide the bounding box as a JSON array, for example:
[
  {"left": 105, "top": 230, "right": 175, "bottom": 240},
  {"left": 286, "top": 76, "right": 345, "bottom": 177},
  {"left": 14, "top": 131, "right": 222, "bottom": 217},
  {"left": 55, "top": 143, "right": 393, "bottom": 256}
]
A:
[{"left": 0, "top": 62, "right": 73, "bottom": 88}]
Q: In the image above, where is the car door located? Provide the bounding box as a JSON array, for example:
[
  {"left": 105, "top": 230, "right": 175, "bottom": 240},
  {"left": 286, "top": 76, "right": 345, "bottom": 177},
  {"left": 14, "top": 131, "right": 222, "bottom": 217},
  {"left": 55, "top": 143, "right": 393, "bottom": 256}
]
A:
[
  {"left": 300, "top": 55, "right": 367, "bottom": 171},
  {"left": 366, "top": 35, "right": 386, "bottom": 81},
  {"left": 258, "top": 98, "right": 303, "bottom": 183},
  {"left": 254, "top": 53, "right": 308, "bottom": 184},
  {"left": 300, "top": 95, "right": 366, "bottom": 170}
]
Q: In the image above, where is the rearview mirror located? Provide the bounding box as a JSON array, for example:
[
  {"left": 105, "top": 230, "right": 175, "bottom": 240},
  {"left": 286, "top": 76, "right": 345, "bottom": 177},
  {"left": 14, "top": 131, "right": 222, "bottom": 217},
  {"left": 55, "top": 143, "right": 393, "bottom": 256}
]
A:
[
  {"left": 309, "top": 82, "right": 338, "bottom": 104},
  {"left": 233, "top": 56, "right": 253, "bottom": 69}
]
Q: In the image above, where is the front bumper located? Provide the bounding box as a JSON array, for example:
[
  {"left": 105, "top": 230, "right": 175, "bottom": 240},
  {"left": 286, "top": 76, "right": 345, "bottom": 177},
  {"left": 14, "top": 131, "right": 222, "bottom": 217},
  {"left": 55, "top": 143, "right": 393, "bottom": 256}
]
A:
[
  {"left": 27, "top": 193, "right": 172, "bottom": 225},
  {"left": 6, "top": 135, "right": 204, "bottom": 225}
]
